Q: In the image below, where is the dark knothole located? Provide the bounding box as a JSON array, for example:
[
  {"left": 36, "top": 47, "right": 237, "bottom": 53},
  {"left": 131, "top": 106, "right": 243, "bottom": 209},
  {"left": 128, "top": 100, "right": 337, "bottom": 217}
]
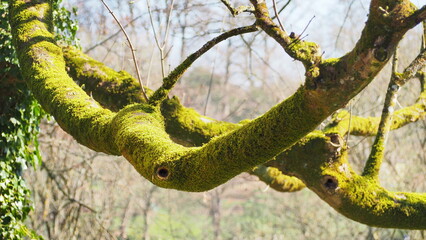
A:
[
  {"left": 374, "top": 48, "right": 388, "bottom": 62},
  {"left": 328, "top": 133, "right": 341, "bottom": 147},
  {"left": 323, "top": 175, "right": 338, "bottom": 191},
  {"left": 156, "top": 167, "right": 170, "bottom": 180}
]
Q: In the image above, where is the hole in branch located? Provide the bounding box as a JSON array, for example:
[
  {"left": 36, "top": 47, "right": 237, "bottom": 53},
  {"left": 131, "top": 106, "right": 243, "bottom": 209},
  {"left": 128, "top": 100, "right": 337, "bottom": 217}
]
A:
[
  {"left": 156, "top": 167, "right": 170, "bottom": 180},
  {"left": 329, "top": 134, "right": 340, "bottom": 145},
  {"left": 323, "top": 175, "right": 338, "bottom": 191}
]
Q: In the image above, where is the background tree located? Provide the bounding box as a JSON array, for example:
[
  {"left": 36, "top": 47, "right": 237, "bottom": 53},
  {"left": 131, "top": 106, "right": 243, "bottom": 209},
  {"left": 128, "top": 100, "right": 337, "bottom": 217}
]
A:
[{"left": 1, "top": 0, "right": 426, "bottom": 238}]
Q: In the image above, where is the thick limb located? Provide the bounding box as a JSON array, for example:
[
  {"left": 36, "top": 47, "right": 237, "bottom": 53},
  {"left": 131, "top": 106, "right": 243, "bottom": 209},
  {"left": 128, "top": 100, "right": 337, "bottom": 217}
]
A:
[{"left": 9, "top": 0, "right": 422, "bottom": 193}]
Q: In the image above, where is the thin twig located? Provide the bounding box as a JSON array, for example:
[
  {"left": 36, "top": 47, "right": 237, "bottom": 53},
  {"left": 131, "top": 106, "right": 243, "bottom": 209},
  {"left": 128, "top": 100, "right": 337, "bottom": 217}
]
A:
[
  {"left": 299, "top": 15, "right": 315, "bottom": 39},
  {"left": 147, "top": 0, "right": 176, "bottom": 79},
  {"left": 266, "top": 0, "right": 293, "bottom": 22},
  {"left": 287, "top": 16, "right": 315, "bottom": 48},
  {"left": 163, "top": 0, "right": 176, "bottom": 50},
  {"left": 272, "top": 0, "right": 285, "bottom": 31},
  {"left": 146, "top": 0, "right": 161, "bottom": 50},
  {"left": 220, "top": 0, "right": 235, "bottom": 15},
  {"left": 277, "top": 0, "right": 292, "bottom": 16},
  {"left": 100, "top": 0, "right": 149, "bottom": 102},
  {"left": 335, "top": 0, "right": 355, "bottom": 49},
  {"left": 147, "top": 0, "right": 165, "bottom": 78},
  {"left": 85, "top": 15, "right": 143, "bottom": 53},
  {"left": 203, "top": 16, "right": 227, "bottom": 115}
]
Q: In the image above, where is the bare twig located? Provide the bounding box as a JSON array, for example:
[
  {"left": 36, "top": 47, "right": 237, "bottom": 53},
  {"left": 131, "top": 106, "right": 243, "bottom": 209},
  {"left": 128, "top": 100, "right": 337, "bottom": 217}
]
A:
[
  {"left": 147, "top": 0, "right": 176, "bottom": 79},
  {"left": 335, "top": 0, "right": 356, "bottom": 49},
  {"left": 85, "top": 15, "right": 143, "bottom": 53},
  {"left": 272, "top": 0, "right": 285, "bottom": 31},
  {"left": 287, "top": 15, "right": 315, "bottom": 48},
  {"left": 299, "top": 15, "right": 315, "bottom": 40},
  {"left": 275, "top": 0, "right": 292, "bottom": 17},
  {"left": 100, "top": 0, "right": 149, "bottom": 102}
]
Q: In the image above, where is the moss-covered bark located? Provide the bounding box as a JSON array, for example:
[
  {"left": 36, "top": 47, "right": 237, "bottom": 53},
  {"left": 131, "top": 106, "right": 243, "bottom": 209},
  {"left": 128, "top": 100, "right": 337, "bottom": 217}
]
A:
[
  {"left": 250, "top": 165, "right": 306, "bottom": 192},
  {"left": 268, "top": 133, "right": 426, "bottom": 229},
  {"left": 8, "top": 0, "right": 426, "bottom": 229},
  {"left": 10, "top": 0, "right": 325, "bottom": 192},
  {"left": 9, "top": 0, "right": 119, "bottom": 155},
  {"left": 62, "top": 46, "right": 151, "bottom": 111},
  {"left": 62, "top": 47, "right": 307, "bottom": 192}
]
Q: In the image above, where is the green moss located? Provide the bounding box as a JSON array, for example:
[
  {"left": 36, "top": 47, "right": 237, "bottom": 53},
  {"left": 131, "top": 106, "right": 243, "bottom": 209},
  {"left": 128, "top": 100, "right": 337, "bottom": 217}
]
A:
[
  {"left": 337, "top": 175, "right": 426, "bottom": 229},
  {"left": 161, "top": 97, "right": 241, "bottom": 146},
  {"left": 10, "top": 0, "right": 118, "bottom": 154},
  {"left": 272, "top": 131, "right": 426, "bottom": 229},
  {"left": 324, "top": 90, "right": 425, "bottom": 137},
  {"left": 108, "top": 86, "right": 330, "bottom": 192},
  {"left": 10, "top": 1, "right": 426, "bottom": 228},
  {"left": 287, "top": 40, "right": 321, "bottom": 66},
  {"left": 251, "top": 165, "right": 306, "bottom": 192},
  {"left": 322, "top": 57, "right": 340, "bottom": 65},
  {"left": 63, "top": 46, "right": 151, "bottom": 111}
]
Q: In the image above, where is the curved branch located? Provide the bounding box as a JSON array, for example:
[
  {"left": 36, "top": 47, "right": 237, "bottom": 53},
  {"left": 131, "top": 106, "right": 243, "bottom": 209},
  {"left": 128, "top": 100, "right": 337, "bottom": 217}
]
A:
[
  {"left": 9, "top": 0, "right": 119, "bottom": 155},
  {"left": 62, "top": 47, "right": 306, "bottom": 191},
  {"left": 9, "top": 0, "right": 424, "bottom": 195},
  {"left": 10, "top": 0, "right": 320, "bottom": 192},
  {"left": 250, "top": 165, "right": 306, "bottom": 192}
]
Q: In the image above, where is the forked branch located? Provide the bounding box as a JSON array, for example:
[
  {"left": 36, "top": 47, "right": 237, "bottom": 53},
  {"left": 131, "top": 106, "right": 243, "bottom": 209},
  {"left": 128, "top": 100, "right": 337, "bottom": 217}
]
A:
[{"left": 219, "top": 0, "right": 254, "bottom": 17}]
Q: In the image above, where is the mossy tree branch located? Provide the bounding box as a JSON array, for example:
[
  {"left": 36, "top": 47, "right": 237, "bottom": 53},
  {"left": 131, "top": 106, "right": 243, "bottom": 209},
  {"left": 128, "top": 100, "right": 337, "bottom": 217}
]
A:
[
  {"left": 10, "top": 0, "right": 328, "bottom": 192},
  {"left": 62, "top": 46, "right": 152, "bottom": 111},
  {"left": 65, "top": 49, "right": 426, "bottom": 226},
  {"left": 362, "top": 51, "right": 401, "bottom": 179},
  {"left": 8, "top": 0, "right": 426, "bottom": 228},
  {"left": 250, "top": 165, "right": 306, "bottom": 192},
  {"left": 267, "top": 132, "right": 426, "bottom": 229},
  {"left": 249, "top": 0, "right": 322, "bottom": 70},
  {"left": 62, "top": 47, "right": 304, "bottom": 192},
  {"left": 9, "top": 0, "right": 119, "bottom": 155}
]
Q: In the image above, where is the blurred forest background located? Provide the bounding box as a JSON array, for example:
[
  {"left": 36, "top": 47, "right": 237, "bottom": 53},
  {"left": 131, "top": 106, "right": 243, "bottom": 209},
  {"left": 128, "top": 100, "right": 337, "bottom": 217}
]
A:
[{"left": 22, "top": 0, "right": 426, "bottom": 239}]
